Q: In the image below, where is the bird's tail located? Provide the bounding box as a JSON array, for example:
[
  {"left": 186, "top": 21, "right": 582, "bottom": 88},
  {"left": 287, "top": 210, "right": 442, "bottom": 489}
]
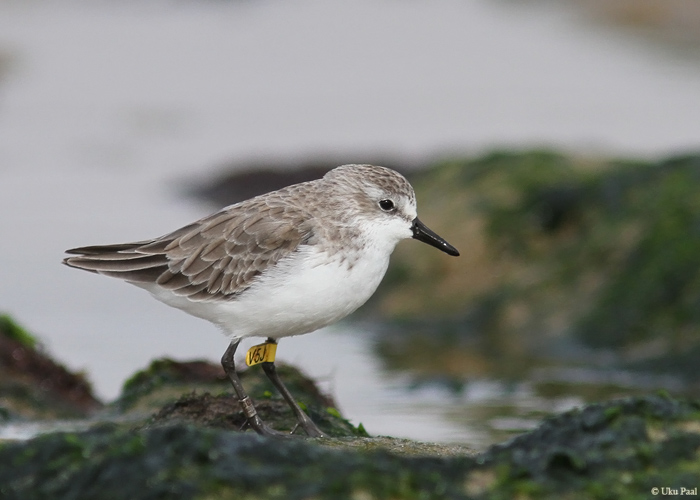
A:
[{"left": 63, "top": 240, "right": 169, "bottom": 283}]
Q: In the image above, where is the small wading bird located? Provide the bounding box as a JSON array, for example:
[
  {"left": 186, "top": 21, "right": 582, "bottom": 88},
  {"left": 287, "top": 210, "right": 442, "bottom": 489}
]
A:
[{"left": 64, "top": 164, "right": 459, "bottom": 437}]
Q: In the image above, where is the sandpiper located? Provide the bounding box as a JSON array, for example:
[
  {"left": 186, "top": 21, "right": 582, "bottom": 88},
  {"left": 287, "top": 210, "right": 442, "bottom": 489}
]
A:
[{"left": 64, "top": 164, "right": 459, "bottom": 437}]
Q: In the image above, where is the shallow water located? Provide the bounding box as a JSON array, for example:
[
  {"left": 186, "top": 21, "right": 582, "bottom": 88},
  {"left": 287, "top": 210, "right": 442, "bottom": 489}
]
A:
[{"left": 1, "top": 0, "right": 699, "bottom": 446}]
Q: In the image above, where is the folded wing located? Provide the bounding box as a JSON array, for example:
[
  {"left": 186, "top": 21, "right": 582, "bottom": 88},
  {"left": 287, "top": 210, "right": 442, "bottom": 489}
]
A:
[{"left": 63, "top": 198, "right": 314, "bottom": 301}]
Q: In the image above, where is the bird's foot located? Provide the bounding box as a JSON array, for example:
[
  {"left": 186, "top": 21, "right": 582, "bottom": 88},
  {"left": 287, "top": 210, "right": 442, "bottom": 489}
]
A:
[
  {"left": 294, "top": 415, "right": 325, "bottom": 438},
  {"left": 238, "top": 396, "right": 293, "bottom": 438},
  {"left": 247, "top": 417, "right": 291, "bottom": 438}
]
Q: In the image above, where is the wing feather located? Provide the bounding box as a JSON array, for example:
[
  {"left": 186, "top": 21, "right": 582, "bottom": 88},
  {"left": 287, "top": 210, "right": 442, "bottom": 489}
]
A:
[{"left": 63, "top": 196, "right": 315, "bottom": 301}]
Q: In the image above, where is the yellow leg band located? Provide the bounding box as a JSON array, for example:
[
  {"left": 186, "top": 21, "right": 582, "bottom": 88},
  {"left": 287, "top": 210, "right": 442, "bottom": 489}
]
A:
[{"left": 245, "top": 342, "right": 277, "bottom": 366}]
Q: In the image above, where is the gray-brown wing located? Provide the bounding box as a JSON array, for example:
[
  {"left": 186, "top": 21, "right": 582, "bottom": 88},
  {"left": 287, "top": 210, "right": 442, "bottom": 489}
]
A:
[{"left": 64, "top": 199, "right": 315, "bottom": 301}]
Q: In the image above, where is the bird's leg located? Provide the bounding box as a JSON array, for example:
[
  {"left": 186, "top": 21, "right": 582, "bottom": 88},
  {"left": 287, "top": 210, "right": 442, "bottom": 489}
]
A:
[
  {"left": 221, "top": 339, "right": 287, "bottom": 437},
  {"left": 261, "top": 338, "right": 326, "bottom": 438}
]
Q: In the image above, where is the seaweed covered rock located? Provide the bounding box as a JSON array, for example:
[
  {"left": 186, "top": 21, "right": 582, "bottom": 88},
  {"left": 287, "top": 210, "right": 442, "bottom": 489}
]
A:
[
  {"left": 377, "top": 150, "right": 700, "bottom": 386},
  {"left": 112, "top": 357, "right": 365, "bottom": 437},
  {"left": 150, "top": 392, "right": 362, "bottom": 438},
  {"left": 468, "top": 394, "right": 700, "bottom": 499},
  {"left": 0, "top": 423, "right": 475, "bottom": 500},
  {"left": 112, "top": 358, "right": 230, "bottom": 414},
  {"left": 0, "top": 314, "right": 101, "bottom": 420},
  {"left": 1, "top": 395, "right": 698, "bottom": 499}
]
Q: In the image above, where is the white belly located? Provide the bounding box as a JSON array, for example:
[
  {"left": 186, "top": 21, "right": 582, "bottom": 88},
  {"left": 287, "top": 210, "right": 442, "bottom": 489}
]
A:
[{"left": 139, "top": 244, "right": 391, "bottom": 340}]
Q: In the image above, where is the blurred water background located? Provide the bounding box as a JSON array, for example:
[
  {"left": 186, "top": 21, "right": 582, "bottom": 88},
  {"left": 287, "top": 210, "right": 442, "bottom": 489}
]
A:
[{"left": 1, "top": 0, "right": 699, "bottom": 447}]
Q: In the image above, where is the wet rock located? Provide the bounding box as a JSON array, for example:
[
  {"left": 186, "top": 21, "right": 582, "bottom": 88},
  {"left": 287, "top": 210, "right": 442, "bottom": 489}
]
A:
[
  {"left": 1, "top": 395, "right": 698, "bottom": 499},
  {"left": 571, "top": 0, "right": 700, "bottom": 49},
  {"left": 0, "top": 423, "right": 475, "bottom": 500},
  {"left": 111, "top": 357, "right": 365, "bottom": 437},
  {"left": 112, "top": 358, "right": 230, "bottom": 414},
  {"left": 469, "top": 394, "right": 700, "bottom": 498},
  {"left": 375, "top": 150, "right": 700, "bottom": 388},
  {"left": 0, "top": 314, "right": 102, "bottom": 420},
  {"left": 150, "top": 392, "right": 361, "bottom": 437}
]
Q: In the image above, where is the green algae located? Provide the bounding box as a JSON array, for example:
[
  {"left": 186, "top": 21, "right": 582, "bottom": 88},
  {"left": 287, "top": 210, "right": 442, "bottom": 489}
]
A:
[
  {"left": 111, "top": 357, "right": 366, "bottom": 438},
  {"left": 0, "top": 314, "right": 101, "bottom": 420},
  {"left": 1, "top": 395, "right": 698, "bottom": 499},
  {"left": 0, "top": 424, "right": 475, "bottom": 500},
  {"left": 0, "top": 314, "right": 38, "bottom": 350},
  {"left": 114, "top": 358, "right": 230, "bottom": 413},
  {"left": 377, "top": 150, "right": 700, "bottom": 385},
  {"left": 472, "top": 394, "right": 700, "bottom": 500}
]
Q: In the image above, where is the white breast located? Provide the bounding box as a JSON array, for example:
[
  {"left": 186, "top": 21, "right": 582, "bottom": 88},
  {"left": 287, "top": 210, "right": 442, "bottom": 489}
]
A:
[
  {"left": 219, "top": 244, "right": 391, "bottom": 339},
  {"left": 139, "top": 243, "right": 392, "bottom": 340}
]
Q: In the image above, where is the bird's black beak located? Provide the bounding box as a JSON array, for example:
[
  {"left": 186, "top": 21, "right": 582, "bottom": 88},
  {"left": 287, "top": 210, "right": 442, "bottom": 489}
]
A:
[{"left": 411, "top": 218, "right": 460, "bottom": 256}]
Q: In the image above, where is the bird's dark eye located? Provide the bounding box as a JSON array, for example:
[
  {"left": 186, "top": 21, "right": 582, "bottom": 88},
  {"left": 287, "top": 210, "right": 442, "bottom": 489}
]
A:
[{"left": 379, "top": 199, "right": 395, "bottom": 212}]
